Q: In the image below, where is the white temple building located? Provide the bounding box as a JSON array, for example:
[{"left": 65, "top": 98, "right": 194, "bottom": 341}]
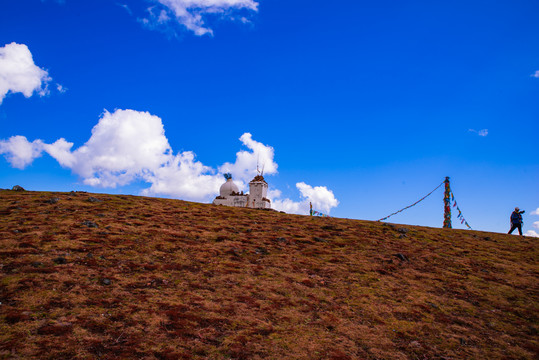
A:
[{"left": 213, "top": 173, "right": 271, "bottom": 209}]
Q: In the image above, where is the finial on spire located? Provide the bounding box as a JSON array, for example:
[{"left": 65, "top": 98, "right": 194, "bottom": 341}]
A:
[{"left": 224, "top": 173, "right": 232, "bottom": 180}]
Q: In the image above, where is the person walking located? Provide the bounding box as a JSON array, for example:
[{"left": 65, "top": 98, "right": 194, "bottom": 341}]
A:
[{"left": 508, "top": 207, "right": 525, "bottom": 235}]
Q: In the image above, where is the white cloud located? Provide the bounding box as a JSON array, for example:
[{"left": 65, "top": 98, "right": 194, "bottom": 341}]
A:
[
  {"left": 41, "top": 138, "right": 76, "bottom": 167},
  {"left": 145, "top": 0, "right": 259, "bottom": 36},
  {"left": 43, "top": 0, "right": 258, "bottom": 37},
  {"left": 533, "top": 221, "right": 539, "bottom": 229},
  {"left": 59, "top": 108, "right": 225, "bottom": 201},
  {"left": 141, "top": 151, "right": 222, "bottom": 200},
  {"left": 531, "top": 70, "right": 539, "bottom": 78},
  {"left": 468, "top": 128, "right": 488, "bottom": 137},
  {"left": 271, "top": 182, "right": 339, "bottom": 215},
  {"left": 118, "top": 3, "right": 133, "bottom": 15},
  {"left": 271, "top": 197, "right": 304, "bottom": 214},
  {"left": 1, "top": 109, "right": 219, "bottom": 201},
  {"left": 219, "top": 133, "right": 277, "bottom": 185},
  {"left": 0, "top": 135, "right": 44, "bottom": 169},
  {"left": 297, "top": 182, "right": 339, "bottom": 214},
  {"left": 157, "top": 9, "right": 171, "bottom": 23},
  {"left": 531, "top": 207, "right": 539, "bottom": 216},
  {"left": 0, "top": 43, "right": 52, "bottom": 104},
  {"left": 1, "top": 108, "right": 339, "bottom": 210},
  {"left": 1, "top": 109, "right": 172, "bottom": 186},
  {"left": 525, "top": 230, "right": 539, "bottom": 237},
  {"left": 477, "top": 129, "right": 488, "bottom": 137},
  {"left": 57, "top": 109, "right": 172, "bottom": 187},
  {"left": 56, "top": 84, "right": 67, "bottom": 93}
]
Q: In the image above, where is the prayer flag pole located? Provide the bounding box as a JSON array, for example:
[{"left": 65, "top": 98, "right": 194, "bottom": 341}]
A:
[{"left": 443, "top": 176, "right": 452, "bottom": 228}]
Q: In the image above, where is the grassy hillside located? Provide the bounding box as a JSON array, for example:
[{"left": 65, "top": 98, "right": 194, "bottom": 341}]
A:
[{"left": 0, "top": 190, "right": 537, "bottom": 359}]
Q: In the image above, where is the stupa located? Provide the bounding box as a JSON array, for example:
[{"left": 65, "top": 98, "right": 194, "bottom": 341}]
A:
[{"left": 213, "top": 173, "right": 271, "bottom": 209}]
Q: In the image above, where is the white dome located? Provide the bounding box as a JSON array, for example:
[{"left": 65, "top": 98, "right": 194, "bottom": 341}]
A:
[{"left": 220, "top": 178, "right": 239, "bottom": 197}]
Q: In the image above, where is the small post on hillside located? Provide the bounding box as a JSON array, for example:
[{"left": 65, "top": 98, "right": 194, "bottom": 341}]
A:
[
  {"left": 309, "top": 202, "right": 313, "bottom": 216},
  {"left": 443, "top": 176, "right": 452, "bottom": 228}
]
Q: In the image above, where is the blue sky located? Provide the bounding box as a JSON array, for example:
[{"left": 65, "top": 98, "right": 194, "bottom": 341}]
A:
[{"left": 1, "top": 0, "right": 538, "bottom": 235}]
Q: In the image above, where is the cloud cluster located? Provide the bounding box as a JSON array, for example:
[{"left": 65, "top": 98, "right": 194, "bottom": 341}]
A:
[
  {"left": 531, "top": 70, "right": 539, "bottom": 78},
  {"left": 141, "top": 150, "right": 223, "bottom": 200},
  {"left": 145, "top": 0, "right": 259, "bottom": 36},
  {"left": 468, "top": 129, "right": 488, "bottom": 137},
  {"left": 50, "top": 109, "right": 173, "bottom": 187},
  {"left": 219, "top": 133, "right": 277, "bottom": 184},
  {"left": 271, "top": 183, "right": 339, "bottom": 215},
  {"left": 0, "top": 109, "right": 339, "bottom": 214},
  {"left": 40, "top": 1, "right": 259, "bottom": 37},
  {"left": 525, "top": 209, "right": 539, "bottom": 237},
  {"left": 0, "top": 43, "right": 52, "bottom": 104},
  {"left": 0, "top": 135, "right": 44, "bottom": 168}
]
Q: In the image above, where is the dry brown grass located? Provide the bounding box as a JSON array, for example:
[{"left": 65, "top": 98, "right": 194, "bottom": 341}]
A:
[{"left": 0, "top": 190, "right": 537, "bottom": 359}]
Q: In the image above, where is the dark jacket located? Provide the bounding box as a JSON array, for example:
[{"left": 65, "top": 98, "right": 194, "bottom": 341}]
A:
[{"left": 510, "top": 210, "right": 524, "bottom": 225}]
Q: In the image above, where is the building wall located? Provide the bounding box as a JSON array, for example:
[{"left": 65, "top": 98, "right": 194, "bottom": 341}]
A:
[
  {"left": 213, "top": 195, "right": 248, "bottom": 207},
  {"left": 248, "top": 181, "right": 270, "bottom": 209},
  {"left": 249, "top": 181, "right": 267, "bottom": 199},
  {"left": 249, "top": 198, "right": 271, "bottom": 209}
]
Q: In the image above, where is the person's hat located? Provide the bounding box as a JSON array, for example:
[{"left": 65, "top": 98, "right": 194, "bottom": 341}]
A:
[{"left": 515, "top": 207, "right": 520, "bottom": 211}]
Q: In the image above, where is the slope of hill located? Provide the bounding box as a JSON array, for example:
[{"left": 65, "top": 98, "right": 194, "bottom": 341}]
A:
[{"left": 0, "top": 190, "right": 537, "bottom": 360}]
